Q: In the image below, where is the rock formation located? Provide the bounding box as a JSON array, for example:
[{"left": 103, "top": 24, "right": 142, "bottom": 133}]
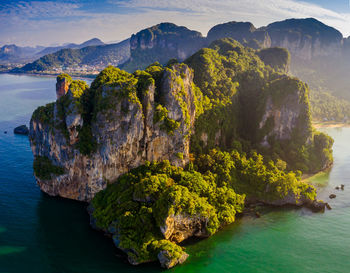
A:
[
  {"left": 29, "top": 39, "right": 333, "bottom": 269},
  {"left": 14, "top": 125, "right": 29, "bottom": 135},
  {"left": 121, "top": 23, "right": 207, "bottom": 72},
  {"left": 207, "top": 21, "right": 271, "bottom": 48},
  {"left": 30, "top": 63, "right": 200, "bottom": 201},
  {"left": 266, "top": 18, "right": 343, "bottom": 60},
  {"left": 55, "top": 74, "right": 71, "bottom": 99}
]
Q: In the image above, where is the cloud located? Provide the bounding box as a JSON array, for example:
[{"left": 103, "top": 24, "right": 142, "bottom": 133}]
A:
[
  {"left": 0, "top": 1, "right": 81, "bottom": 20},
  {"left": 112, "top": 0, "right": 350, "bottom": 33},
  {"left": 1, "top": 0, "right": 350, "bottom": 47}
]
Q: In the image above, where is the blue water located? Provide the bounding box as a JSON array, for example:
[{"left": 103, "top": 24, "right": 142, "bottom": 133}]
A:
[{"left": 0, "top": 73, "right": 350, "bottom": 273}]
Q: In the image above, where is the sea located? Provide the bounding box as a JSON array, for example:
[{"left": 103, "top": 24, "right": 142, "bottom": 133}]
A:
[{"left": 0, "top": 73, "right": 349, "bottom": 273}]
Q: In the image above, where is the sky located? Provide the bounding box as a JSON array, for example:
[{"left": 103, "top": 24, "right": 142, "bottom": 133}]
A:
[{"left": 1, "top": 0, "right": 350, "bottom": 47}]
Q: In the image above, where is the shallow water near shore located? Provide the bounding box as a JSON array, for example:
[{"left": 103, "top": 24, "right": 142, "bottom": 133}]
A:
[{"left": 0, "top": 73, "right": 350, "bottom": 273}]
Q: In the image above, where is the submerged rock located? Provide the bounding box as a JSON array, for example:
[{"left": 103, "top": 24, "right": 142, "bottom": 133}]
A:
[
  {"left": 14, "top": 125, "right": 29, "bottom": 135},
  {"left": 329, "top": 194, "right": 336, "bottom": 199},
  {"left": 326, "top": 203, "right": 332, "bottom": 210},
  {"left": 307, "top": 200, "right": 328, "bottom": 212}
]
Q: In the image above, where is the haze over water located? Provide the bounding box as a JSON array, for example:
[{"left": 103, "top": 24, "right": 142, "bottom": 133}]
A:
[{"left": 0, "top": 73, "right": 349, "bottom": 273}]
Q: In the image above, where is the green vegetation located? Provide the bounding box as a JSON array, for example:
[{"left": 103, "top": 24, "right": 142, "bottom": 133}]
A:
[
  {"left": 257, "top": 47, "right": 290, "bottom": 72},
  {"left": 120, "top": 23, "right": 205, "bottom": 72},
  {"left": 57, "top": 73, "right": 72, "bottom": 83},
  {"left": 31, "top": 103, "right": 55, "bottom": 126},
  {"left": 195, "top": 149, "right": 316, "bottom": 202},
  {"left": 69, "top": 80, "right": 89, "bottom": 98},
  {"left": 92, "top": 146, "right": 318, "bottom": 264},
  {"left": 309, "top": 89, "right": 350, "bottom": 123},
  {"left": 31, "top": 36, "right": 335, "bottom": 267},
  {"left": 153, "top": 104, "right": 180, "bottom": 135},
  {"left": 33, "top": 156, "right": 65, "bottom": 180},
  {"left": 185, "top": 38, "right": 332, "bottom": 173},
  {"left": 91, "top": 160, "right": 245, "bottom": 264}
]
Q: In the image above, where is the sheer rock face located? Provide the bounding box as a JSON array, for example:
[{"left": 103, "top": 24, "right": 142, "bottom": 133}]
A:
[
  {"left": 56, "top": 77, "right": 70, "bottom": 99},
  {"left": 30, "top": 64, "right": 198, "bottom": 202},
  {"left": 129, "top": 23, "right": 206, "bottom": 59},
  {"left": 160, "top": 214, "right": 210, "bottom": 244},
  {"left": 258, "top": 77, "right": 311, "bottom": 147},
  {"left": 122, "top": 23, "right": 206, "bottom": 71},
  {"left": 266, "top": 18, "right": 343, "bottom": 60}
]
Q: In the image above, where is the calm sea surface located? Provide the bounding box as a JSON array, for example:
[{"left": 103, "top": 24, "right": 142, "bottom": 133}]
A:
[{"left": 0, "top": 73, "right": 349, "bottom": 273}]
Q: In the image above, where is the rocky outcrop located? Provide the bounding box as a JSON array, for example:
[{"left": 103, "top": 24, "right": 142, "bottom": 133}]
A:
[
  {"left": 160, "top": 214, "right": 210, "bottom": 243},
  {"left": 258, "top": 76, "right": 311, "bottom": 147},
  {"left": 56, "top": 76, "right": 70, "bottom": 99},
  {"left": 266, "top": 18, "right": 343, "bottom": 60},
  {"left": 121, "top": 23, "right": 207, "bottom": 72},
  {"left": 14, "top": 125, "right": 29, "bottom": 135},
  {"left": 158, "top": 250, "right": 189, "bottom": 269},
  {"left": 207, "top": 21, "right": 271, "bottom": 48},
  {"left": 30, "top": 64, "right": 200, "bottom": 201}
]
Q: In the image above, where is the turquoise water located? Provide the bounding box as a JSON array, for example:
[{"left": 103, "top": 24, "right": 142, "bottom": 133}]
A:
[{"left": 0, "top": 73, "right": 349, "bottom": 273}]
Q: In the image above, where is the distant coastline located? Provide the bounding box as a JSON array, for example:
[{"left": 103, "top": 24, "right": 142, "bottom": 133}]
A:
[
  {"left": 313, "top": 122, "right": 350, "bottom": 128},
  {"left": 0, "top": 71, "right": 96, "bottom": 80}
]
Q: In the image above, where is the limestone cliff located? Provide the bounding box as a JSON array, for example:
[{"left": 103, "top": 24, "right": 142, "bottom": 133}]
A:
[
  {"left": 187, "top": 38, "right": 332, "bottom": 173},
  {"left": 30, "top": 63, "right": 201, "bottom": 202},
  {"left": 207, "top": 21, "right": 271, "bottom": 48},
  {"left": 266, "top": 18, "right": 343, "bottom": 60},
  {"left": 29, "top": 39, "right": 333, "bottom": 269},
  {"left": 121, "top": 23, "right": 206, "bottom": 72}
]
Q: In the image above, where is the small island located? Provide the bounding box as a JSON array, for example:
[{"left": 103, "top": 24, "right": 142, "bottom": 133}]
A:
[{"left": 29, "top": 39, "right": 333, "bottom": 268}]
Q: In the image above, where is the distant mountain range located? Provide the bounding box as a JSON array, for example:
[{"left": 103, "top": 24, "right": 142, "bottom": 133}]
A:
[
  {"left": 35, "top": 38, "right": 105, "bottom": 57},
  {"left": 0, "top": 45, "right": 44, "bottom": 64},
  {"left": 8, "top": 18, "right": 350, "bottom": 105},
  {"left": 14, "top": 39, "right": 130, "bottom": 73},
  {"left": 0, "top": 38, "right": 105, "bottom": 64}
]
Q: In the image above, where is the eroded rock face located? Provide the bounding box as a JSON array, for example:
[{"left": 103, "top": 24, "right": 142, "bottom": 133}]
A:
[
  {"left": 56, "top": 77, "right": 70, "bottom": 99},
  {"left": 30, "top": 64, "right": 198, "bottom": 201},
  {"left": 158, "top": 250, "right": 189, "bottom": 269},
  {"left": 160, "top": 214, "right": 210, "bottom": 243},
  {"left": 258, "top": 77, "right": 311, "bottom": 147}
]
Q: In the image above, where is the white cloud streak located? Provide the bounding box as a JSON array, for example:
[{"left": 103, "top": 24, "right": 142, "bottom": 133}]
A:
[{"left": 1, "top": 0, "right": 350, "bottom": 46}]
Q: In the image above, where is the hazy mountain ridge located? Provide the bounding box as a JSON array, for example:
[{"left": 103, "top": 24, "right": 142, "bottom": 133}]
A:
[
  {"left": 35, "top": 38, "right": 105, "bottom": 57},
  {"left": 10, "top": 17, "right": 350, "bottom": 123},
  {"left": 13, "top": 39, "right": 130, "bottom": 73},
  {"left": 0, "top": 44, "right": 45, "bottom": 64},
  {"left": 12, "top": 18, "right": 348, "bottom": 74},
  {"left": 0, "top": 38, "right": 105, "bottom": 64}
]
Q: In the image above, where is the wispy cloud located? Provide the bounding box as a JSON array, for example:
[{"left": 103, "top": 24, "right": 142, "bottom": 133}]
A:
[
  {"left": 1, "top": 1, "right": 81, "bottom": 19},
  {"left": 1, "top": 0, "right": 350, "bottom": 47}
]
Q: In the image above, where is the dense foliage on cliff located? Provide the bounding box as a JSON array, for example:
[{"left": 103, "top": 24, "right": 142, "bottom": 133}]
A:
[
  {"left": 185, "top": 38, "right": 333, "bottom": 173},
  {"left": 309, "top": 90, "right": 350, "bottom": 123},
  {"left": 195, "top": 149, "right": 316, "bottom": 202},
  {"left": 91, "top": 146, "right": 317, "bottom": 265},
  {"left": 91, "top": 160, "right": 245, "bottom": 265},
  {"left": 257, "top": 47, "right": 290, "bottom": 72},
  {"left": 30, "top": 36, "right": 334, "bottom": 268},
  {"left": 33, "top": 156, "right": 65, "bottom": 180}
]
